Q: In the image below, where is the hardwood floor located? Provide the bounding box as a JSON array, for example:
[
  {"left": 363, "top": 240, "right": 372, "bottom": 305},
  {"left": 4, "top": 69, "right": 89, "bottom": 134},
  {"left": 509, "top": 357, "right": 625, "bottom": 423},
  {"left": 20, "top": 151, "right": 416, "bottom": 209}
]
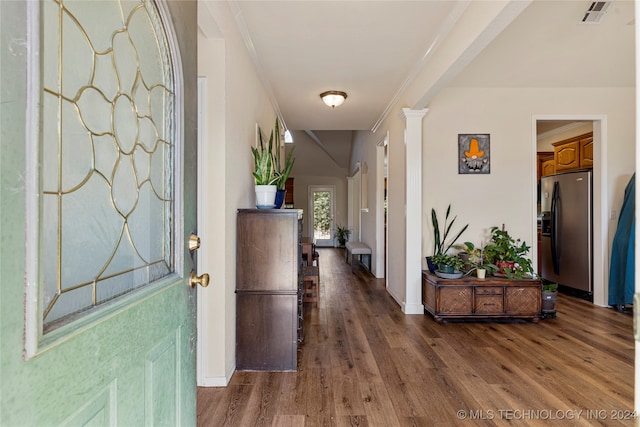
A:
[{"left": 197, "top": 248, "right": 635, "bottom": 426}]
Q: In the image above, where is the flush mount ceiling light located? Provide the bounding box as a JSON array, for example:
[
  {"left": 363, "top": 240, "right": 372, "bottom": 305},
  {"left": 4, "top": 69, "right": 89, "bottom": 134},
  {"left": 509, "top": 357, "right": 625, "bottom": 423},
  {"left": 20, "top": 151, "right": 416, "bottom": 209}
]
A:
[{"left": 320, "top": 90, "right": 347, "bottom": 108}]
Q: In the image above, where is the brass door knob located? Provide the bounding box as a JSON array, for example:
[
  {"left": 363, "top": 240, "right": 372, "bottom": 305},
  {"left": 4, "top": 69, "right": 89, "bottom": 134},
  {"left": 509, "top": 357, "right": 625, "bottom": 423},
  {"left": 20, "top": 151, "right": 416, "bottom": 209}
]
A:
[{"left": 190, "top": 271, "right": 210, "bottom": 288}]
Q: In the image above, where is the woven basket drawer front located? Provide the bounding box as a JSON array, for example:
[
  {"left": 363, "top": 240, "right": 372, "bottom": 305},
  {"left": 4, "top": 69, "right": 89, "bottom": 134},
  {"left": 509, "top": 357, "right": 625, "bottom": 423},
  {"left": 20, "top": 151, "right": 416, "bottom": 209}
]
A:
[
  {"left": 439, "top": 287, "right": 472, "bottom": 314},
  {"left": 475, "top": 286, "right": 503, "bottom": 295},
  {"left": 505, "top": 287, "right": 540, "bottom": 314},
  {"left": 475, "top": 295, "right": 504, "bottom": 314}
]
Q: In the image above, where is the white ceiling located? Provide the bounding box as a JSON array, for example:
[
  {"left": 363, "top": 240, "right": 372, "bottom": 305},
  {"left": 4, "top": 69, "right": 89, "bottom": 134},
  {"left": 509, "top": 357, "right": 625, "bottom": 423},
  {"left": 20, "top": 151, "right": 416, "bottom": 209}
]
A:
[
  {"left": 227, "top": 0, "right": 634, "bottom": 172},
  {"left": 232, "top": 0, "right": 633, "bottom": 129},
  {"left": 451, "top": 0, "right": 635, "bottom": 88},
  {"left": 231, "top": 0, "right": 462, "bottom": 131}
]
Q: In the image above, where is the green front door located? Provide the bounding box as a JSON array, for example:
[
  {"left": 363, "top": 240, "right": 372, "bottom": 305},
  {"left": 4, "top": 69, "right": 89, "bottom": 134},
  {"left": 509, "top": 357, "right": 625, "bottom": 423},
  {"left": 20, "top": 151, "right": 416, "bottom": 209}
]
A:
[{"left": 0, "top": 1, "right": 199, "bottom": 425}]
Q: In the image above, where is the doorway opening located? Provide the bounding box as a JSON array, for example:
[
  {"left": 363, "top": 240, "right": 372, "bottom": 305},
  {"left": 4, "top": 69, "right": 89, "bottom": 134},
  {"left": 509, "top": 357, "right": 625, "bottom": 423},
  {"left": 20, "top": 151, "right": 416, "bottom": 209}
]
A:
[
  {"left": 533, "top": 116, "right": 606, "bottom": 307},
  {"left": 376, "top": 133, "right": 389, "bottom": 280},
  {"left": 309, "top": 186, "right": 336, "bottom": 247}
]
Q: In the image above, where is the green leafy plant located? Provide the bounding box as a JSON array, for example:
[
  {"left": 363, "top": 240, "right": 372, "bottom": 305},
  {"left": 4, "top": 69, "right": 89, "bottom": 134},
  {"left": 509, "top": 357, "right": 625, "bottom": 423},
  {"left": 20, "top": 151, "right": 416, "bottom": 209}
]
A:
[
  {"left": 456, "top": 241, "right": 483, "bottom": 266},
  {"left": 251, "top": 125, "right": 278, "bottom": 186},
  {"left": 455, "top": 242, "right": 498, "bottom": 273},
  {"left": 483, "top": 225, "right": 534, "bottom": 279},
  {"left": 431, "top": 253, "right": 465, "bottom": 272},
  {"left": 542, "top": 282, "right": 558, "bottom": 292},
  {"left": 335, "top": 224, "right": 351, "bottom": 246},
  {"left": 431, "top": 205, "right": 469, "bottom": 256},
  {"left": 456, "top": 241, "right": 498, "bottom": 275}
]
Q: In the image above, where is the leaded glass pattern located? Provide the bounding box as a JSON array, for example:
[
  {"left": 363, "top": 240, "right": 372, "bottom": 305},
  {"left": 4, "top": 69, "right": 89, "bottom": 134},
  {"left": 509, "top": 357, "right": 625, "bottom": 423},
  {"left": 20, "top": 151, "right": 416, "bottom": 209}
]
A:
[{"left": 41, "top": 0, "right": 175, "bottom": 331}]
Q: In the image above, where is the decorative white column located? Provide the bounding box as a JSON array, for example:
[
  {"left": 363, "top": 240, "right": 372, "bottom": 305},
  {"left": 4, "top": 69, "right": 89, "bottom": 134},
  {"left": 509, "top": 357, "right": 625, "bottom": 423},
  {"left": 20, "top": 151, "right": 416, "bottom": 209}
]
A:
[{"left": 401, "top": 108, "right": 429, "bottom": 314}]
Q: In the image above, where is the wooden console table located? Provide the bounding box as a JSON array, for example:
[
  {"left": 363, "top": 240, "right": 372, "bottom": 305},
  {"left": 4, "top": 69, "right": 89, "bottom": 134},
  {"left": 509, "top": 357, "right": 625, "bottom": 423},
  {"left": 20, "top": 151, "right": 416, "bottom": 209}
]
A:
[{"left": 422, "top": 271, "right": 542, "bottom": 323}]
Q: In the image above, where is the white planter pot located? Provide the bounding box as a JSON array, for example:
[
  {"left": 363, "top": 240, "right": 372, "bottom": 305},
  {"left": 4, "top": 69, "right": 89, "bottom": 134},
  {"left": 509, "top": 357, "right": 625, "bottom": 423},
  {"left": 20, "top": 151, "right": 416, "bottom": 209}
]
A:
[
  {"left": 476, "top": 268, "right": 486, "bottom": 279},
  {"left": 255, "top": 185, "right": 277, "bottom": 209}
]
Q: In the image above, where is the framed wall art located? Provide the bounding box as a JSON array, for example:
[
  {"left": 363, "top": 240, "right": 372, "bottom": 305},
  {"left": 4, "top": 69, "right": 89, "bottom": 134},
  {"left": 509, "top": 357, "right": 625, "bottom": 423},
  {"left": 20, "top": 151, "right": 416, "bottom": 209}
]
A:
[{"left": 458, "top": 133, "right": 490, "bottom": 174}]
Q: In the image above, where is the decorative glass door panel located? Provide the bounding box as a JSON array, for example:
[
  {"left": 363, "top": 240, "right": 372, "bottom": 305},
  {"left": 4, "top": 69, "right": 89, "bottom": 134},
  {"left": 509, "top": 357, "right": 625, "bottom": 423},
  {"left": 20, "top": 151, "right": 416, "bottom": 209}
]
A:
[
  {"left": 40, "top": 0, "right": 175, "bottom": 331},
  {"left": 2, "top": 0, "right": 198, "bottom": 425}
]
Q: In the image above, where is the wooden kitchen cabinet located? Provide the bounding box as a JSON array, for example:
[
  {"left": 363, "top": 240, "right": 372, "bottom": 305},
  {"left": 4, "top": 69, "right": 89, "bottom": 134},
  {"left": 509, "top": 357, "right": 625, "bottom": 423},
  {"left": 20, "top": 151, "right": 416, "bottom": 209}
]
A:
[
  {"left": 536, "top": 151, "right": 554, "bottom": 179},
  {"left": 541, "top": 159, "right": 555, "bottom": 177},
  {"left": 422, "top": 271, "right": 541, "bottom": 323},
  {"left": 554, "top": 139, "right": 580, "bottom": 171},
  {"left": 552, "top": 132, "right": 593, "bottom": 173},
  {"left": 579, "top": 135, "right": 593, "bottom": 168}
]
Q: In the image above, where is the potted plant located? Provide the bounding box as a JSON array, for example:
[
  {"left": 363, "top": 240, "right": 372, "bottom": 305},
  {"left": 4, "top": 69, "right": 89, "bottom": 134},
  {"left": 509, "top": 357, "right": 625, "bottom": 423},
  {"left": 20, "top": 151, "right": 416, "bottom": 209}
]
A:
[
  {"left": 431, "top": 253, "right": 465, "bottom": 274},
  {"left": 251, "top": 125, "right": 278, "bottom": 208},
  {"left": 455, "top": 241, "right": 482, "bottom": 271},
  {"left": 427, "top": 205, "right": 469, "bottom": 273},
  {"left": 465, "top": 244, "right": 497, "bottom": 278},
  {"left": 335, "top": 224, "right": 351, "bottom": 247},
  {"left": 542, "top": 282, "right": 558, "bottom": 317},
  {"left": 471, "top": 259, "right": 498, "bottom": 279},
  {"left": 271, "top": 119, "right": 296, "bottom": 208},
  {"left": 483, "top": 225, "right": 534, "bottom": 279},
  {"left": 456, "top": 242, "right": 498, "bottom": 278}
]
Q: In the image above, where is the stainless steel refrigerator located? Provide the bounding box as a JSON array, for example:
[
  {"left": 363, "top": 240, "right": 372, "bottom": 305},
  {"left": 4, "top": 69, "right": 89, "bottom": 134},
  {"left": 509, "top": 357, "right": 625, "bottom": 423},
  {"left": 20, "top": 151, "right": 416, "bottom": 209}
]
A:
[{"left": 540, "top": 170, "right": 592, "bottom": 293}]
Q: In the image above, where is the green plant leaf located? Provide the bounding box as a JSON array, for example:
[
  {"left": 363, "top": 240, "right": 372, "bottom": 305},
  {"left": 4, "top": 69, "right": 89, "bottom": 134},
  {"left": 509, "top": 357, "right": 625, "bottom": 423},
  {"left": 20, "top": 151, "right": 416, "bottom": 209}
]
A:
[
  {"left": 431, "top": 205, "right": 467, "bottom": 256},
  {"left": 431, "top": 208, "right": 441, "bottom": 254}
]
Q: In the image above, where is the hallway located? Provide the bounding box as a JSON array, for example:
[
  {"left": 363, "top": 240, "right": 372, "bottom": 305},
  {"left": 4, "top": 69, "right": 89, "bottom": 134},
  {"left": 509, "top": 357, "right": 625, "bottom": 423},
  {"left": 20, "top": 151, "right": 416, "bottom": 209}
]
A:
[{"left": 197, "top": 248, "right": 634, "bottom": 426}]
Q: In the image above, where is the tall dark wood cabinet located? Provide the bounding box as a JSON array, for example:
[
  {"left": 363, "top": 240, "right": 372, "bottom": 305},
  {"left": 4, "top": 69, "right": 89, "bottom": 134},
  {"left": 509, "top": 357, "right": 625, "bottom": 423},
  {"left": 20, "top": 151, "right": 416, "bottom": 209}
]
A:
[{"left": 236, "top": 209, "right": 303, "bottom": 371}]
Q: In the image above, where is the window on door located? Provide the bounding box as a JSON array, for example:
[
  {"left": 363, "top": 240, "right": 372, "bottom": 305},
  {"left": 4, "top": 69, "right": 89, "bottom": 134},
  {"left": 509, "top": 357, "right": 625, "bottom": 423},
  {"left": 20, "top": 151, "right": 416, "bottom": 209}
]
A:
[
  {"left": 309, "top": 186, "right": 335, "bottom": 247},
  {"left": 35, "top": 0, "right": 176, "bottom": 334}
]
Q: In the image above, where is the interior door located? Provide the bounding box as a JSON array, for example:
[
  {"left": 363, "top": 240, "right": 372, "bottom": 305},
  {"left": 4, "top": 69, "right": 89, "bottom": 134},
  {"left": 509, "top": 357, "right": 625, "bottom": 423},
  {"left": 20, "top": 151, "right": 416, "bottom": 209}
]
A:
[
  {"left": 1, "top": 1, "right": 200, "bottom": 425},
  {"left": 309, "top": 186, "right": 335, "bottom": 246}
]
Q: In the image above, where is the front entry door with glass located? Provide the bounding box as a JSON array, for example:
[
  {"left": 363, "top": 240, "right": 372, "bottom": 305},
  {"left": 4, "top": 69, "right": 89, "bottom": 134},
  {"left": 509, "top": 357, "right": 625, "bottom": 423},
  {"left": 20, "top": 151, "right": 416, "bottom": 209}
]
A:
[
  {"left": 1, "top": 1, "right": 200, "bottom": 425},
  {"left": 309, "top": 186, "right": 335, "bottom": 247}
]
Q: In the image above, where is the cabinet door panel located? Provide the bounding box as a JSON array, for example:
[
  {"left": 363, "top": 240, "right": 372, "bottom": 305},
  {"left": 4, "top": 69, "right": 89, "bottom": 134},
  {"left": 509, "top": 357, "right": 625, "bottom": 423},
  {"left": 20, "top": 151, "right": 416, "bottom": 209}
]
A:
[
  {"left": 505, "top": 287, "right": 540, "bottom": 314},
  {"left": 554, "top": 140, "right": 580, "bottom": 171},
  {"left": 475, "top": 295, "right": 503, "bottom": 314},
  {"left": 237, "top": 211, "right": 298, "bottom": 292},
  {"left": 580, "top": 137, "right": 594, "bottom": 168},
  {"left": 541, "top": 159, "right": 555, "bottom": 177},
  {"left": 439, "top": 287, "right": 472, "bottom": 314},
  {"left": 236, "top": 293, "right": 297, "bottom": 371}
]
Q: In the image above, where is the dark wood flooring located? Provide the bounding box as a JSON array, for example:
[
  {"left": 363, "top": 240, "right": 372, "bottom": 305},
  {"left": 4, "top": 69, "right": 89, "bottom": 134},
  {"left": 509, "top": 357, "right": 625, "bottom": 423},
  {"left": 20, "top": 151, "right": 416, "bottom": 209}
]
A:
[{"left": 197, "top": 248, "right": 634, "bottom": 426}]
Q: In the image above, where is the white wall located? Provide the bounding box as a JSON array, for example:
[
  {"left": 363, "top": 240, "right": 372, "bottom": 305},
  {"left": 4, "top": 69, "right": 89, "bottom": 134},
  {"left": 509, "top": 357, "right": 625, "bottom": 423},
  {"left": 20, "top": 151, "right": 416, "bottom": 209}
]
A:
[
  {"left": 347, "top": 0, "right": 526, "bottom": 309},
  {"left": 351, "top": 85, "right": 634, "bottom": 312},
  {"left": 350, "top": 117, "right": 407, "bottom": 304},
  {"left": 286, "top": 130, "right": 350, "bottom": 240},
  {"left": 197, "top": 1, "right": 275, "bottom": 386},
  {"left": 423, "top": 86, "right": 634, "bottom": 306},
  {"left": 350, "top": 134, "right": 377, "bottom": 255},
  {"left": 290, "top": 175, "right": 347, "bottom": 241}
]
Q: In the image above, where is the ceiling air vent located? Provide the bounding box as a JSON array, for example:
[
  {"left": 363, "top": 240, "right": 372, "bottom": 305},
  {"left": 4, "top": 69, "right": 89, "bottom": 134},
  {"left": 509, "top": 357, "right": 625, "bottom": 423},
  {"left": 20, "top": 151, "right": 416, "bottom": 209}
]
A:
[{"left": 580, "top": 1, "right": 611, "bottom": 24}]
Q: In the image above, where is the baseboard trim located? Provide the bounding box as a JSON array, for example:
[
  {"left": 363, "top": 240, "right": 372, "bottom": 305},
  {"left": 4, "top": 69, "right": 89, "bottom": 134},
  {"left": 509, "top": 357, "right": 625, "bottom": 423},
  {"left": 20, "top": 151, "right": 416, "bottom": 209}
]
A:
[{"left": 197, "top": 366, "right": 235, "bottom": 387}]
